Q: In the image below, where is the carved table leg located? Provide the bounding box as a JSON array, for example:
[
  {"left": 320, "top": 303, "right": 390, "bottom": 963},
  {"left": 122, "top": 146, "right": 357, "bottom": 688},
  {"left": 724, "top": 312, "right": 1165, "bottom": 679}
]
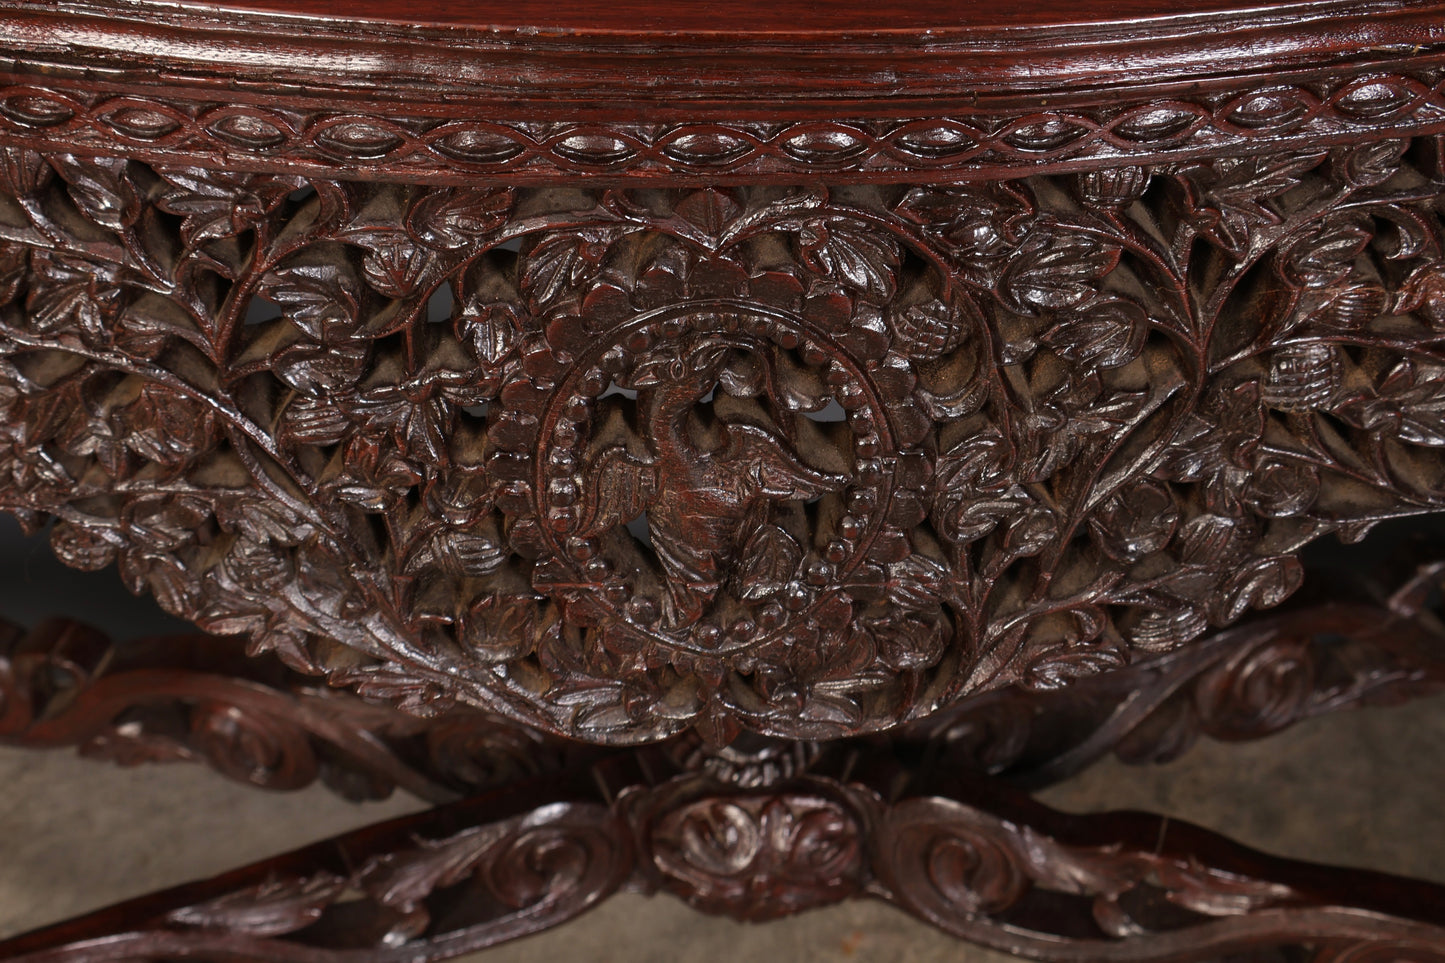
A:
[
  {"left": 1, "top": 742, "right": 1441, "bottom": 963},
  {"left": 916, "top": 546, "right": 1445, "bottom": 789},
  {"left": 0, "top": 617, "right": 580, "bottom": 804},
  {"left": 0, "top": 769, "right": 633, "bottom": 963}
]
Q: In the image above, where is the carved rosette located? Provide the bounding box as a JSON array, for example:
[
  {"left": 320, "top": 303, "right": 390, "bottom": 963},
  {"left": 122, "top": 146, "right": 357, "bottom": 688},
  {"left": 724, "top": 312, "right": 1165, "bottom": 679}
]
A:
[
  {"left": 3, "top": 143, "right": 1445, "bottom": 743},
  {"left": 632, "top": 781, "right": 871, "bottom": 919}
]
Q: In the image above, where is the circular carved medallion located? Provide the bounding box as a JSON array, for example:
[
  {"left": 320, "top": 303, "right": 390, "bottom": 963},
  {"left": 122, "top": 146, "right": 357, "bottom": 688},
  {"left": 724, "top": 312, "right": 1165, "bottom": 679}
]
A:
[
  {"left": 486, "top": 208, "right": 955, "bottom": 739},
  {"left": 498, "top": 303, "right": 906, "bottom": 658}
]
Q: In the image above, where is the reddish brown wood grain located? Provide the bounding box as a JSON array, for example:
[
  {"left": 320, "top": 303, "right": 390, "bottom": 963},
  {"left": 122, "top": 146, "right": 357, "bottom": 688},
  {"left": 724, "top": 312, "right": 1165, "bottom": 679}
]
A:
[
  {"left": 2, "top": 0, "right": 1443, "bottom": 120},
  {"left": 1, "top": 2, "right": 1445, "bottom": 960}
]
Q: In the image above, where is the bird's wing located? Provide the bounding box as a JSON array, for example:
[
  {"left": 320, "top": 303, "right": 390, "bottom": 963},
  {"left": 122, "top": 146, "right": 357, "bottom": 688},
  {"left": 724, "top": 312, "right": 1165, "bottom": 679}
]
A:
[
  {"left": 575, "top": 446, "right": 657, "bottom": 537},
  {"left": 718, "top": 422, "right": 849, "bottom": 501}
]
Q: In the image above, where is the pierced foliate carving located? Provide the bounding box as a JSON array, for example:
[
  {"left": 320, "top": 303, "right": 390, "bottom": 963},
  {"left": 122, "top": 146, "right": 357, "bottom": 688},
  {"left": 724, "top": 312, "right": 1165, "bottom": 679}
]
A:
[{"left": 5, "top": 142, "right": 1445, "bottom": 744}]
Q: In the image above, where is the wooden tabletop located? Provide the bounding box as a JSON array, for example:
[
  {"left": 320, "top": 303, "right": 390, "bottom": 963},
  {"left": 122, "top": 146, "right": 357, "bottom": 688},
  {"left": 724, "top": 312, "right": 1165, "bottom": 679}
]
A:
[
  {"left": 131, "top": 0, "right": 1378, "bottom": 35},
  {"left": 0, "top": 0, "right": 1442, "bottom": 116}
]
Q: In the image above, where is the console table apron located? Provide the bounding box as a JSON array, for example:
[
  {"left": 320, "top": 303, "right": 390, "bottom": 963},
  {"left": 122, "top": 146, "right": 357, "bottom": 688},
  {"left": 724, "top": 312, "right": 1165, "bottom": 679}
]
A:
[{"left": 0, "top": 0, "right": 1441, "bottom": 959}]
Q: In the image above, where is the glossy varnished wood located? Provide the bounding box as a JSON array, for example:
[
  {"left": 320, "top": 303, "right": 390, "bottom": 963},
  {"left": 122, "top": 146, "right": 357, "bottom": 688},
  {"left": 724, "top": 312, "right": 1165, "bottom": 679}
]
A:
[
  {"left": 1, "top": 0, "right": 1443, "bottom": 120},
  {"left": 0, "top": 0, "right": 1443, "bottom": 959}
]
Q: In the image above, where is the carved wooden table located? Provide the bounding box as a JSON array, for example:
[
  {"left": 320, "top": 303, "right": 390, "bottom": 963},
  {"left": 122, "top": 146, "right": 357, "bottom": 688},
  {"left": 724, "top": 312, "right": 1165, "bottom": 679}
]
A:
[{"left": 0, "top": 0, "right": 1442, "bottom": 958}]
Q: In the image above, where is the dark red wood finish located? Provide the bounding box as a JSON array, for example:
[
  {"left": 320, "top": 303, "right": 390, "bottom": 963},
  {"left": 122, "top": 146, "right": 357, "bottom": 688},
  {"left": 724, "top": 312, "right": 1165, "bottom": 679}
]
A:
[{"left": 0, "top": 1, "right": 1443, "bottom": 959}]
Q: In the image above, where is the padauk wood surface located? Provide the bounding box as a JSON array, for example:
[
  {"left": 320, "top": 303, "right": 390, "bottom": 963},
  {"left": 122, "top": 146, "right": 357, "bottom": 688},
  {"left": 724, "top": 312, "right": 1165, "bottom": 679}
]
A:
[{"left": 0, "top": 1, "right": 1442, "bottom": 959}]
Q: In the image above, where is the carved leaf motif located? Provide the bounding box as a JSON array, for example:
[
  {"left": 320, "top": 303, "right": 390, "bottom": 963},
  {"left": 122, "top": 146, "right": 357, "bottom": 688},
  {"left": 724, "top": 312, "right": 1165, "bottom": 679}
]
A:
[
  {"left": 1024, "top": 636, "right": 1127, "bottom": 689},
  {"left": 245, "top": 618, "right": 325, "bottom": 670},
  {"left": 896, "top": 184, "right": 1031, "bottom": 258},
  {"left": 1162, "top": 381, "right": 1265, "bottom": 495},
  {"left": 1176, "top": 514, "right": 1251, "bottom": 567},
  {"left": 521, "top": 233, "right": 610, "bottom": 309},
  {"left": 1003, "top": 231, "right": 1121, "bottom": 312},
  {"left": 1017, "top": 382, "right": 1150, "bottom": 483},
  {"left": 863, "top": 612, "right": 948, "bottom": 671},
  {"left": 407, "top": 187, "right": 513, "bottom": 250},
  {"left": 1154, "top": 861, "right": 1295, "bottom": 916},
  {"left": 457, "top": 301, "right": 520, "bottom": 369},
  {"left": 0, "top": 147, "right": 52, "bottom": 197},
  {"left": 26, "top": 251, "right": 124, "bottom": 341},
  {"left": 983, "top": 506, "right": 1059, "bottom": 578},
  {"left": 1217, "top": 556, "right": 1304, "bottom": 622},
  {"left": 351, "top": 385, "right": 454, "bottom": 465},
  {"left": 363, "top": 824, "right": 510, "bottom": 912},
  {"left": 673, "top": 189, "right": 743, "bottom": 237},
  {"left": 1041, "top": 296, "right": 1148, "bottom": 368},
  {"left": 1336, "top": 358, "right": 1445, "bottom": 445},
  {"left": 122, "top": 382, "right": 216, "bottom": 468},
  {"left": 49, "top": 520, "right": 118, "bottom": 572},
  {"left": 1393, "top": 264, "right": 1445, "bottom": 327},
  {"left": 119, "top": 550, "right": 200, "bottom": 618},
  {"left": 1284, "top": 214, "right": 1373, "bottom": 288},
  {"left": 355, "top": 231, "right": 434, "bottom": 300},
  {"left": 1181, "top": 152, "right": 1325, "bottom": 255},
  {"left": 798, "top": 220, "right": 901, "bottom": 299},
  {"left": 333, "top": 662, "right": 456, "bottom": 717},
  {"left": 1332, "top": 138, "right": 1409, "bottom": 188},
  {"left": 886, "top": 554, "right": 948, "bottom": 612},
  {"left": 460, "top": 595, "right": 550, "bottom": 661},
  {"left": 736, "top": 523, "right": 802, "bottom": 601},
  {"left": 329, "top": 436, "right": 426, "bottom": 511},
  {"left": 54, "top": 154, "right": 141, "bottom": 231},
  {"left": 258, "top": 260, "right": 363, "bottom": 340},
  {"left": 80, "top": 728, "right": 197, "bottom": 767},
  {"left": 213, "top": 494, "right": 311, "bottom": 547},
  {"left": 932, "top": 429, "right": 1028, "bottom": 543},
  {"left": 154, "top": 167, "right": 303, "bottom": 247},
  {"left": 0, "top": 242, "right": 28, "bottom": 309},
  {"left": 168, "top": 873, "right": 347, "bottom": 936},
  {"left": 1128, "top": 606, "right": 1209, "bottom": 652}
]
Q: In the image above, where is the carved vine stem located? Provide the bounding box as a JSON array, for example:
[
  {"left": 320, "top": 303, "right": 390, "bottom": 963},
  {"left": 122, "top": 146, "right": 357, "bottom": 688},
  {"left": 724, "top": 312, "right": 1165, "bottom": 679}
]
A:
[
  {"left": 2, "top": 140, "right": 1445, "bottom": 745},
  {"left": 917, "top": 556, "right": 1445, "bottom": 787}
]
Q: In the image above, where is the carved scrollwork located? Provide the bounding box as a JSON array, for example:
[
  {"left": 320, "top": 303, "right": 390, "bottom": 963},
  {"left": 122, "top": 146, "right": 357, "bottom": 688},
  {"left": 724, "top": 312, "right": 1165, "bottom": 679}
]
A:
[
  {"left": 6, "top": 139, "right": 1445, "bottom": 743},
  {"left": 629, "top": 779, "right": 871, "bottom": 919},
  {"left": 872, "top": 794, "right": 1445, "bottom": 960},
  {"left": 49, "top": 800, "right": 635, "bottom": 963},
  {"left": 0, "top": 617, "right": 577, "bottom": 804},
  {"left": 5, "top": 745, "right": 1443, "bottom": 963}
]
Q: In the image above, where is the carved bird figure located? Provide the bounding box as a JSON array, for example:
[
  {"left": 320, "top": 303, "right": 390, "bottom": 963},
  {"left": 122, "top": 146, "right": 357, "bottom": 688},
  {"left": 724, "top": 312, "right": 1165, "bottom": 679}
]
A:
[{"left": 576, "top": 342, "right": 847, "bottom": 628}]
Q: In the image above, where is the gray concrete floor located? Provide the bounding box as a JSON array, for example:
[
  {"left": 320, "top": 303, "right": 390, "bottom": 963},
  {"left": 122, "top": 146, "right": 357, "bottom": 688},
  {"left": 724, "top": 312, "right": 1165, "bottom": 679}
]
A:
[{"left": 0, "top": 515, "right": 1441, "bottom": 960}]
